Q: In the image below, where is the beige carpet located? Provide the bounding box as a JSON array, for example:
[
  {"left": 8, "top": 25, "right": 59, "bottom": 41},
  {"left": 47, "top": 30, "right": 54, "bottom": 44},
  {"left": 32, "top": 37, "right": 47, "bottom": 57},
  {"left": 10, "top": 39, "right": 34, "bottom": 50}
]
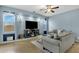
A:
[{"left": 32, "top": 41, "right": 50, "bottom": 53}]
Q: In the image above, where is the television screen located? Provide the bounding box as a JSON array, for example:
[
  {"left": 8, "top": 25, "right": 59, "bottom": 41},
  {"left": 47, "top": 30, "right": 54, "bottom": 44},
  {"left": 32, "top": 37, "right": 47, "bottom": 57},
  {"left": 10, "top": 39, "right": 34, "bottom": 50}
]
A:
[{"left": 25, "top": 21, "right": 38, "bottom": 29}]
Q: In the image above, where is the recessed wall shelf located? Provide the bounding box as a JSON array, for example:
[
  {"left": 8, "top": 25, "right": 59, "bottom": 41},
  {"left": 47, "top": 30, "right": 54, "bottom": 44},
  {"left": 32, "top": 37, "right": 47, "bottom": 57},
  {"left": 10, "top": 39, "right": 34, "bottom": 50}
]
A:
[{"left": 3, "top": 13, "right": 16, "bottom": 41}]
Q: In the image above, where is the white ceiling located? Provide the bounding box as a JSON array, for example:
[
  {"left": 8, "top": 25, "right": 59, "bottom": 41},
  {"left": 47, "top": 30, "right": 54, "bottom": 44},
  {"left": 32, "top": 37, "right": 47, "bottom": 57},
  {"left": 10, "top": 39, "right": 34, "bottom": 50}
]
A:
[{"left": 6, "top": 5, "right": 79, "bottom": 16}]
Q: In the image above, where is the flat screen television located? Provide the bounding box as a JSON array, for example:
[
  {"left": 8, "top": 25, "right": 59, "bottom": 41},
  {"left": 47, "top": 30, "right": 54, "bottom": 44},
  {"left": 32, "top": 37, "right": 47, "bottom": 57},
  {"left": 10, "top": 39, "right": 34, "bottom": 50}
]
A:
[{"left": 25, "top": 21, "right": 38, "bottom": 29}]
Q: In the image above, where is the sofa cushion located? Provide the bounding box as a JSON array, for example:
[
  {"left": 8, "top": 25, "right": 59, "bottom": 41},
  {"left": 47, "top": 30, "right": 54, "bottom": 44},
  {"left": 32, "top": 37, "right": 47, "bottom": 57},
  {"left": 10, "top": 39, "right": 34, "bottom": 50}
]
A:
[{"left": 42, "top": 36, "right": 60, "bottom": 46}]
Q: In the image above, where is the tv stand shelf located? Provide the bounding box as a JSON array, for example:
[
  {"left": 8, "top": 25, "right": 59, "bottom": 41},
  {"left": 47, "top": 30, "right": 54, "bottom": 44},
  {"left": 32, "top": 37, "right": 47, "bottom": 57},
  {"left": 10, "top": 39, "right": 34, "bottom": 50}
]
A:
[
  {"left": 3, "top": 33, "right": 15, "bottom": 41},
  {"left": 24, "top": 29, "right": 39, "bottom": 38}
]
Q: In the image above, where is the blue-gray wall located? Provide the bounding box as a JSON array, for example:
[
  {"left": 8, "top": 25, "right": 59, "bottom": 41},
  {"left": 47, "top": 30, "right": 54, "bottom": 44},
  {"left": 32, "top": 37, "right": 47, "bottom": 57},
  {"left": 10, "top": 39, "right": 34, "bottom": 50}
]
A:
[
  {"left": 0, "top": 6, "right": 47, "bottom": 42},
  {"left": 0, "top": 7, "right": 3, "bottom": 42},
  {"left": 49, "top": 9, "right": 79, "bottom": 37}
]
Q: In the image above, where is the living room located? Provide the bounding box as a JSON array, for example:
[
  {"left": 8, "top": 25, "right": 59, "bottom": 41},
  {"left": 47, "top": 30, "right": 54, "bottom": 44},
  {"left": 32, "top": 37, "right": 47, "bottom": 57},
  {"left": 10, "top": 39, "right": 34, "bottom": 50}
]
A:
[{"left": 0, "top": 5, "right": 79, "bottom": 53}]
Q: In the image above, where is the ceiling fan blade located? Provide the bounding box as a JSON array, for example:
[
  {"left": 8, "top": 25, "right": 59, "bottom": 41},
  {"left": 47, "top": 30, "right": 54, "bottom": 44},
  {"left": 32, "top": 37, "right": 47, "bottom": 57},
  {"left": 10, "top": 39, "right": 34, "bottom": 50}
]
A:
[
  {"left": 51, "top": 10, "right": 55, "bottom": 13},
  {"left": 52, "top": 6, "right": 59, "bottom": 9},
  {"left": 40, "top": 9, "right": 47, "bottom": 11}
]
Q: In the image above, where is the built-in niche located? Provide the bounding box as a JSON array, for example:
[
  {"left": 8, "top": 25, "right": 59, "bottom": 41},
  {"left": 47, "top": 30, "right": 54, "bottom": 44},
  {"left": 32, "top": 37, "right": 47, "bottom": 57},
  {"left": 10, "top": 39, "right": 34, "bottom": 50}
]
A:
[
  {"left": 3, "top": 13, "right": 15, "bottom": 33},
  {"left": 3, "top": 13, "right": 15, "bottom": 41}
]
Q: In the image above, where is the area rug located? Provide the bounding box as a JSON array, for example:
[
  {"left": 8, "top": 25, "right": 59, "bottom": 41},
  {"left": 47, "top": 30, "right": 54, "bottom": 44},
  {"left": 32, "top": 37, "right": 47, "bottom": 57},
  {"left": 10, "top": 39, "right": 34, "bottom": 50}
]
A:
[
  {"left": 31, "top": 40, "right": 43, "bottom": 50},
  {"left": 31, "top": 40, "right": 50, "bottom": 53}
]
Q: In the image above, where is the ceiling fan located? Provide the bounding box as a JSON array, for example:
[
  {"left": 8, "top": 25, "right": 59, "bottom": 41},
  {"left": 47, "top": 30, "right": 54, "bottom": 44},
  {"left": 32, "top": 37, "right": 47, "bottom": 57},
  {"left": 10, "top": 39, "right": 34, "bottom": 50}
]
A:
[{"left": 40, "top": 5, "right": 59, "bottom": 13}]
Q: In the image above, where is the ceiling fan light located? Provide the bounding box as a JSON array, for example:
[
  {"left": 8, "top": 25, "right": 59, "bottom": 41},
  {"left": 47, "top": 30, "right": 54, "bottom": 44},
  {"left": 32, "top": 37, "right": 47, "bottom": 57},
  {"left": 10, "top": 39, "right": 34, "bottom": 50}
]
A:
[{"left": 47, "top": 9, "right": 51, "bottom": 12}]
